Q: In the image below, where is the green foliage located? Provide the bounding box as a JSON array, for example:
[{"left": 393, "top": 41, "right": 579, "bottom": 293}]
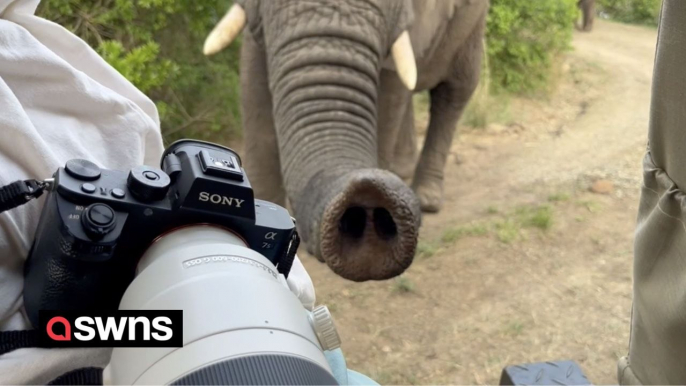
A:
[
  {"left": 495, "top": 219, "right": 519, "bottom": 243},
  {"left": 548, "top": 192, "right": 571, "bottom": 202},
  {"left": 416, "top": 241, "right": 439, "bottom": 259},
  {"left": 597, "top": 0, "right": 662, "bottom": 26},
  {"left": 492, "top": 203, "right": 554, "bottom": 243},
  {"left": 503, "top": 320, "right": 525, "bottom": 336},
  {"left": 37, "top": 0, "right": 242, "bottom": 143},
  {"left": 98, "top": 41, "right": 177, "bottom": 93},
  {"left": 518, "top": 204, "right": 553, "bottom": 230},
  {"left": 393, "top": 276, "right": 415, "bottom": 293},
  {"left": 486, "top": 205, "right": 500, "bottom": 214},
  {"left": 441, "top": 224, "right": 489, "bottom": 243},
  {"left": 486, "top": 0, "right": 578, "bottom": 94},
  {"left": 38, "top": 0, "right": 585, "bottom": 141}
]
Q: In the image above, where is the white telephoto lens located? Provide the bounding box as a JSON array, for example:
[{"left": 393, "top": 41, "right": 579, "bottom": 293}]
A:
[{"left": 103, "top": 225, "right": 337, "bottom": 385}]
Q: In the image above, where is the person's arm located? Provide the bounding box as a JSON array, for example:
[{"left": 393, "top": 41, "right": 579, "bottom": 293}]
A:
[
  {"left": 620, "top": 1, "right": 686, "bottom": 384},
  {"left": 0, "top": 2, "right": 164, "bottom": 382}
]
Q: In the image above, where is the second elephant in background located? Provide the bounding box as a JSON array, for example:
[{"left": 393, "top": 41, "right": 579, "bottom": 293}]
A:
[{"left": 578, "top": 0, "right": 595, "bottom": 31}]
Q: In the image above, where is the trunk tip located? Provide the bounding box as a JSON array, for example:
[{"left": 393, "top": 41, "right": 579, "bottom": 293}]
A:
[{"left": 318, "top": 169, "right": 420, "bottom": 281}]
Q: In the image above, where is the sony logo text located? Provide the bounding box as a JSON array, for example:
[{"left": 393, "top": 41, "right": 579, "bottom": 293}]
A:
[{"left": 199, "top": 192, "right": 244, "bottom": 208}]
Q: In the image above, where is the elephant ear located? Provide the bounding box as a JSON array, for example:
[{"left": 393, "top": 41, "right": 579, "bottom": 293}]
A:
[
  {"left": 235, "top": 0, "right": 263, "bottom": 40},
  {"left": 381, "top": 0, "right": 411, "bottom": 69},
  {"left": 386, "top": 0, "right": 415, "bottom": 45},
  {"left": 382, "top": 0, "right": 474, "bottom": 70}
]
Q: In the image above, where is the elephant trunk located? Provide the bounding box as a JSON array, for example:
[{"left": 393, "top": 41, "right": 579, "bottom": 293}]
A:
[{"left": 265, "top": 16, "right": 420, "bottom": 281}]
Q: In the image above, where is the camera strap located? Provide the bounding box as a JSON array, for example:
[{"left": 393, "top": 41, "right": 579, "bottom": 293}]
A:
[
  {"left": 0, "top": 179, "right": 49, "bottom": 214},
  {"left": 48, "top": 367, "right": 103, "bottom": 385},
  {"left": 0, "top": 329, "right": 38, "bottom": 355},
  {"left": 1, "top": 330, "right": 104, "bottom": 384},
  {"left": 276, "top": 231, "right": 300, "bottom": 279}
]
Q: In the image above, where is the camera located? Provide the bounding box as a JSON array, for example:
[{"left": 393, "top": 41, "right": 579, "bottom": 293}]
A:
[
  {"left": 23, "top": 139, "right": 341, "bottom": 384},
  {"left": 24, "top": 139, "right": 298, "bottom": 326}
]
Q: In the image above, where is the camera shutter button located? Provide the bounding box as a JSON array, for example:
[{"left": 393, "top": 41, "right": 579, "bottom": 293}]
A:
[
  {"left": 127, "top": 166, "right": 170, "bottom": 202},
  {"left": 82, "top": 203, "right": 116, "bottom": 239}
]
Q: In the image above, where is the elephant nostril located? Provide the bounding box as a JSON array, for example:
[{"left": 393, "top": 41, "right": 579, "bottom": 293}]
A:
[
  {"left": 339, "top": 206, "right": 366, "bottom": 239},
  {"left": 373, "top": 207, "right": 397, "bottom": 240}
]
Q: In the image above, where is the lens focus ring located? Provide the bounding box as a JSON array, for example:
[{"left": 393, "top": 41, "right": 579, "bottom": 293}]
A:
[{"left": 310, "top": 305, "right": 341, "bottom": 351}]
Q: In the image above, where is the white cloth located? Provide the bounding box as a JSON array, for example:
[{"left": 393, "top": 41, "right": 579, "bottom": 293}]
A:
[
  {"left": 0, "top": 0, "right": 314, "bottom": 383},
  {"left": 287, "top": 255, "right": 316, "bottom": 311}
]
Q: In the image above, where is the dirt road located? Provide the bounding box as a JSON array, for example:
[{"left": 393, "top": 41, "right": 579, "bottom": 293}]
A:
[{"left": 301, "top": 20, "right": 658, "bottom": 384}]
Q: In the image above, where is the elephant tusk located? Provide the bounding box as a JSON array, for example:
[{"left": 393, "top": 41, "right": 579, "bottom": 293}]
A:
[
  {"left": 391, "top": 31, "right": 417, "bottom": 91},
  {"left": 203, "top": 4, "right": 247, "bottom": 56}
]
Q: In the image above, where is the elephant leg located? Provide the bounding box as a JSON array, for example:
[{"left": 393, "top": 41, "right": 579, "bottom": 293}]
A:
[
  {"left": 390, "top": 99, "right": 417, "bottom": 182},
  {"left": 240, "top": 31, "right": 286, "bottom": 206},
  {"left": 377, "top": 70, "right": 414, "bottom": 172},
  {"left": 581, "top": 0, "right": 595, "bottom": 32},
  {"left": 412, "top": 25, "right": 484, "bottom": 213}
]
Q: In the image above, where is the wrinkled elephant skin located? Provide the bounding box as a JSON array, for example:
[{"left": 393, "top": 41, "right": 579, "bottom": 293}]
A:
[{"left": 204, "top": 0, "right": 489, "bottom": 281}]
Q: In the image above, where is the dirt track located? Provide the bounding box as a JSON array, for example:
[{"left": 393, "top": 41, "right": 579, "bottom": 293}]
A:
[{"left": 301, "top": 20, "right": 658, "bottom": 384}]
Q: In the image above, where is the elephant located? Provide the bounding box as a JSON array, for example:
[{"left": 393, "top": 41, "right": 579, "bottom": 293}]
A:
[
  {"left": 578, "top": 0, "right": 595, "bottom": 32},
  {"left": 203, "top": 0, "right": 489, "bottom": 281}
]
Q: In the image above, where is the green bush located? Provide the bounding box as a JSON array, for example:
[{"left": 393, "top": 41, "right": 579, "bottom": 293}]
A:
[
  {"left": 37, "top": 0, "right": 242, "bottom": 143},
  {"left": 486, "top": 0, "right": 578, "bottom": 94},
  {"left": 597, "top": 0, "right": 662, "bottom": 26},
  {"left": 37, "top": 0, "right": 582, "bottom": 140}
]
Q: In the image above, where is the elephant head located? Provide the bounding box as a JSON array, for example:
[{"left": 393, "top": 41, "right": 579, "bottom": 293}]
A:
[{"left": 204, "top": 0, "right": 421, "bottom": 281}]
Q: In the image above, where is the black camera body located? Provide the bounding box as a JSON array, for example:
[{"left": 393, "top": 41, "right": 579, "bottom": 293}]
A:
[{"left": 24, "top": 140, "right": 297, "bottom": 327}]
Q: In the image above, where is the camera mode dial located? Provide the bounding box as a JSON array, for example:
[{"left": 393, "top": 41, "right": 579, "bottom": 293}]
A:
[
  {"left": 81, "top": 203, "right": 116, "bottom": 239},
  {"left": 65, "top": 159, "right": 101, "bottom": 181},
  {"left": 127, "top": 166, "right": 170, "bottom": 202}
]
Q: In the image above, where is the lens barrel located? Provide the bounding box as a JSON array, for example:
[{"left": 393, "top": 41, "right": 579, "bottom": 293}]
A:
[{"left": 103, "top": 226, "right": 336, "bottom": 385}]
